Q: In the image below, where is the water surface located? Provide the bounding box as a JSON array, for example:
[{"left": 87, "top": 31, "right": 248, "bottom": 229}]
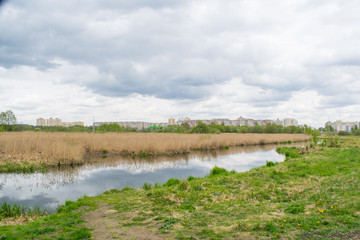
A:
[{"left": 0, "top": 145, "right": 286, "bottom": 211}]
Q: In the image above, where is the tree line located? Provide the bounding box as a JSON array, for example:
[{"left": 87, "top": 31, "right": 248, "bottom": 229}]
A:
[{"left": 1, "top": 110, "right": 359, "bottom": 135}]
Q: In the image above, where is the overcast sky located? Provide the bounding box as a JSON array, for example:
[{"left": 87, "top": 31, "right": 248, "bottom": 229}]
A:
[{"left": 1, "top": 0, "right": 359, "bottom": 127}]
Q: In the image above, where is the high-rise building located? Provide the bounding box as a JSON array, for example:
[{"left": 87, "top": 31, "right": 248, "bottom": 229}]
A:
[
  {"left": 283, "top": 118, "right": 298, "bottom": 127},
  {"left": 36, "top": 117, "right": 84, "bottom": 127},
  {"left": 36, "top": 118, "right": 46, "bottom": 126},
  {"left": 168, "top": 118, "right": 175, "bottom": 125}
]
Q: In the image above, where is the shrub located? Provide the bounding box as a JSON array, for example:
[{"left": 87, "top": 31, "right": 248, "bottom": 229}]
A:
[
  {"left": 209, "top": 166, "right": 229, "bottom": 177},
  {"left": 338, "top": 131, "right": 351, "bottom": 136},
  {"left": 266, "top": 161, "right": 276, "bottom": 167},
  {"left": 142, "top": 182, "right": 152, "bottom": 190},
  {"left": 312, "top": 130, "right": 321, "bottom": 145},
  {"left": 352, "top": 129, "right": 360, "bottom": 136},
  {"left": 163, "top": 178, "right": 180, "bottom": 187},
  {"left": 140, "top": 151, "right": 147, "bottom": 158},
  {"left": 187, "top": 176, "right": 196, "bottom": 181}
]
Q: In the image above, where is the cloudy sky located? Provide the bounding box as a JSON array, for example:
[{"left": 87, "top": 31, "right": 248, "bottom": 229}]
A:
[{"left": 0, "top": 0, "right": 359, "bottom": 127}]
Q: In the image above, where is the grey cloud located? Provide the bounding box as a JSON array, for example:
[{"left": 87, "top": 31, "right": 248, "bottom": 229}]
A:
[
  {"left": 0, "top": 0, "right": 359, "bottom": 103},
  {"left": 0, "top": 0, "right": 8, "bottom": 7}
]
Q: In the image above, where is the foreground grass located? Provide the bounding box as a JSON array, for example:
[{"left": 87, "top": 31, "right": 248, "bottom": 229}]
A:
[
  {"left": 1, "top": 137, "right": 359, "bottom": 239},
  {"left": 0, "top": 199, "right": 96, "bottom": 239}
]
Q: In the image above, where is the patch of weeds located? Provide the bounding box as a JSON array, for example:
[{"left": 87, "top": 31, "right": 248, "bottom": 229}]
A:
[
  {"left": 180, "top": 201, "right": 195, "bottom": 211},
  {"left": 0, "top": 161, "right": 45, "bottom": 174},
  {"left": 209, "top": 166, "right": 229, "bottom": 177},
  {"left": 132, "top": 216, "right": 147, "bottom": 222},
  {"left": 102, "top": 149, "right": 108, "bottom": 154},
  {"left": 266, "top": 161, "right": 276, "bottom": 167},
  {"left": 178, "top": 180, "right": 190, "bottom": 191},
  {"left": 0, "top": 202, "right": 48, "bottom": 220},
  {"left": 122, "top": 186, "right": 133, "bottom": 191},
  {"left": 257, "top": 191, "right": 271, "bottom": 201},
  {"left": 103, "top": 189, "right": 122, "bottom": 194},
  {"left": 192, "top": 185, "right": 203, "bottom": 191},
  {"left": 276, "top": 147, "right": 300, "bottom": 158},
  {"left": 159, "top": 217, "right": 180, "bottom": 231},
  {"left": 284, "top": 202, "right": 305, "bottom": 214},
  {"left": 264, "top": 221, "right": 277, "bottom": 233},
  {"left": 187, "top": 175, "right": 199, "bottom": 181},
  {"left": 235, "top": 221, "right": 249, "bottom": 231},
  {"left": 220, "top": 145, "right": 230, "bottom": 150},
  {"left": 163, "top": 178, "right": 180, "bottom": 187},
  {"left": 140, "top": 151, "right": 147, "bottom": 158},
  {"left": 142, "top": 182, "right": 152, "bottom": 190},
  {"left": 196, "top": 228, "right": 222, "bottom": 239}
]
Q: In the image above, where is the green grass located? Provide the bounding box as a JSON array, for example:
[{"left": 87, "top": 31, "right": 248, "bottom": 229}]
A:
[
  {"left": 0, "top": 161, "right": 47, "bottom": 173},
  {"left": 0, "top": 202, "right": 48, "bottom": 220},
  {"left": 1, "top": 136, "right": 360, "bottom": 239},
  {"left": 0, "top": 197, "right": 96, "bottom": 239}
]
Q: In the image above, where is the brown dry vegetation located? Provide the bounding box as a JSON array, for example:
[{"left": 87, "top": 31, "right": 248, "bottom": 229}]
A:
[{"left": 0, "top": 132, "right": 310, "bottom": 166}]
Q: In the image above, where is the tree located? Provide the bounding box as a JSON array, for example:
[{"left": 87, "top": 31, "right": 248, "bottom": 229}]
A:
[
  {"left": 191, "top": 121, "right": 209, "bottom": 133},
  {"left": 0, "top": 110, "right": 17, "bottom": 126}
]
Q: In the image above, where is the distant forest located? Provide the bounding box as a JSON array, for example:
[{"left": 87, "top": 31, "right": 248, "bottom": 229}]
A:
[
  {"left": 3, "top": 121, "right": 308, "bottom": 134},
  {"left": 1, "top": 110, "right": 359, "bottom": 135}
]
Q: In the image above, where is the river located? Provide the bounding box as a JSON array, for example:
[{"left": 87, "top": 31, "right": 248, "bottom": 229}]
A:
[{"left": 0, "top": 144, "right": 289, "bottom": 211}]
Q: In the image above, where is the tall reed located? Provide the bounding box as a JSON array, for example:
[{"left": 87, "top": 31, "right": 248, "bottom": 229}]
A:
[{"left": 0, "top": 132, "right": 310, "bottom": 165}]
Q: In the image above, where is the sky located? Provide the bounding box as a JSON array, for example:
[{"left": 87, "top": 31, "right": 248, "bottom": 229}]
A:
[{"left": 0, "top": 0, "right": 359, "bottom": 127}]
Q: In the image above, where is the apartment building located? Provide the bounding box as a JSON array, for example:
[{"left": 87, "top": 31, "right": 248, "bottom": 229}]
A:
[
  {"left": 36, "top": 118, "right": 84, "bottom": 127},
  {"left": 283, "top": 118, "right": 298, "bottom": 127},
  {"left": 168, "top": 118, "right": 176, "bottom": 125},
  {"left": 36, "top": 118, "right": 46, "bottom": 126},
  {"left": 95, "top": 121, "right": 167, "bottom": 131},
  {"left": 325, "top": 121, "right": 360, "bottom": 133}
]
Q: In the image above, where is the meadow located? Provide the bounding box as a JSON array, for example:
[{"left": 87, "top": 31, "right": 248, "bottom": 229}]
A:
[
  {"left": 0, "top": 132, "right": 310, "bottom": 170},
  {"left": 0, "top": 136, "right": 359, "bottom": 239}
]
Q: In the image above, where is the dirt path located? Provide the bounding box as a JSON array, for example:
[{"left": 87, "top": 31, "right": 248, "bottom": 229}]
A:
[{"left": 82, "top": 203, "right": 171, "bottom": 240}]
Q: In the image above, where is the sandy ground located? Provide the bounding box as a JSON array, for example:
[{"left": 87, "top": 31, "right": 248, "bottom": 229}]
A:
[{"left": 82, "top": 203, "right": 171, "bottom": 240}]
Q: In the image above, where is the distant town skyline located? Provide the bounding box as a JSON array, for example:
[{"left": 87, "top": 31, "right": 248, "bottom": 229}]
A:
[
  {"left": 94, "top": 116, "right": 299, "bottom": 131},
  {"left": 1, "top": 1, "right": 359, "bottom": 128}
]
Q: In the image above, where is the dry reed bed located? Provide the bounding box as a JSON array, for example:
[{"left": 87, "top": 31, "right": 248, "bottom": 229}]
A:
[{"left": 0, "top": 132, "right": 310, "bottom": 165}]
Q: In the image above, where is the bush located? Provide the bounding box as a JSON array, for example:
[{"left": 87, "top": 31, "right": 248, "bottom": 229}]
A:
[
  {"left": 266, "top": 161, "right": 276, "bottom": 167},
  {"left": 187, "top": 176, "right": 196, "bottom": 181},
  {"left": 209, "top": 166, "right": 229, "bottom": 177},
  {"left": 163, "top": 178, "right": 180, "bottom": 187},
  {"left": 142, "top": 182, "right": 152, "bottom": 190},
  {"left": 352, "top": 129, "right": 360, "bottom": 136},
  {"left": 338, "top": 131, "right": 351, "bottom": 136}
]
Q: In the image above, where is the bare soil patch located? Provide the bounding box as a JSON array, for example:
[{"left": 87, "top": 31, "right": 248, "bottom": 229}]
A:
[{"left": 82, "top": 203, "right": 171, "bottom": 240}]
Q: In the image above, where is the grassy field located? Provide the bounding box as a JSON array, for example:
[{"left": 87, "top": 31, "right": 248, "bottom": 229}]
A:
[
  {"left": 0, "top": 136, "right": 359, "bottom": 239},
  {"left": 0, "top": 132, "right": 309, "bottom": 171}
]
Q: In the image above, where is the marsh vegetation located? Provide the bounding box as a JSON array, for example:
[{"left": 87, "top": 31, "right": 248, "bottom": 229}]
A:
[{"left": 0, "top": 132, "right": 310, "bottom": 171}]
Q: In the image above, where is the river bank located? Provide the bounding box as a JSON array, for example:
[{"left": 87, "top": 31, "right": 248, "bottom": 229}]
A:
[
  {"left": 0, "top": 132, "right": 310, "bottom": 172},
  {"left": 0, "top": 136, "right": 359, "bottom": 239}
]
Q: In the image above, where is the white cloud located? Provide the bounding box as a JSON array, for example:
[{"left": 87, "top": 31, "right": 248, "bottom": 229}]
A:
[{"left": 0, "top": 0, "right": 360, "bottom": 127}]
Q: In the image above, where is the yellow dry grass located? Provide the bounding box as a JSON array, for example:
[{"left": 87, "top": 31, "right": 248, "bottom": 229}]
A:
[{"left": 0, "top": 132, "right": 310, "bottom": 165}]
